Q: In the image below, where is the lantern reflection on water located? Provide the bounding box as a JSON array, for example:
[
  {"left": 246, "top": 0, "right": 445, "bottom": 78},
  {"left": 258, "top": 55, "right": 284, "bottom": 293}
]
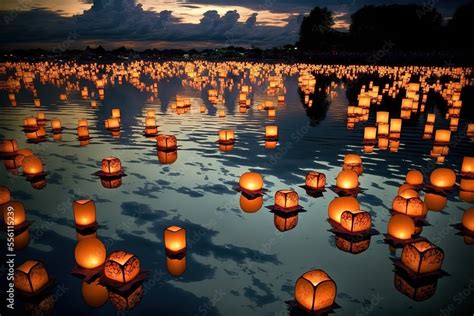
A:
[
  {"left": 429, "top": 168, "right": 456, "bottom": 189},
  {"left": 15, "top": 228, "right": 30, "bottom": 250},
  {"left": 101, "top": 177, "right": 122, "bottom": 189},
  {"left": 328, "top": 196, "right": 360, "bottom": 223},
  {"left": 15, "top": 260, "right": 49, "bottom": 294},
  {"left": 0, "top": 139, "right": 18, "bottom": 154},
  {"left": 167, "top": 254, "right": 186, "bottom": 277},
  {"left": 294, "top": 269, "right": 337, "bottom": 312},
  {"left": 387, "top": 214, "right": 416, "bottom": 240},
  {"left": 50, "top": 119, "right": 62, "bottom": 132},
  {"left": 401, "top": 240, "right": 444, "bottom": 274},
  {"left": 461, "top": 156, "right": 474, "bottom": 175},
  {"left": 265, "top": 125, "right": 278, "bottom": 140},
  {"left": 239, "top": 172, "right": 263, "bottom": 193},
  {"left": 434, "top": 129, "right": 451, "bottom": 144},
  {"left": 109, "top": 284, "right": 144, "bottom": 311},
  {"left": 336, "top": 169, "right": 359, "bottom": 190},
  {"left": 305, "top": 171, "right": 326, "bottom": 190},
  {"left": 274, "top": 212, "right": 298, "bottom": 232},
  {"left": 74, "top": 238, "right": 106, "bottom": 269},
  {"left": 340, "top": 210, "right": 371, "bottom": 233},
  {"left": 82, "top": 279, "right": 109, "bottom": 308},
  {"left": 394, "top": 270, "right": 437, "bottom": 302},
  {"left": 157, "top": 134, "right": 177, "bottom": 151},
  {"left": 157, "top": 150, "right": 177, "bottom": 164},
  {"left": 405, "top": 170, "right": 423, "bottom": 186},
  {"left": 2, "top": 201, "right": 26, "bottom": 227},
  {"left": 462, "top": 208, "right": 474, "bottom": 232},
  {"left": 239, "top": 194, "right": 263, "bottom": 213},
  {"left": 335, "top": 234, "right": 371, "bottom": 254},
  {"left": 104, "top": 251, "right": 140, "bottom": 284},
  {"left": 424, "top": 193, "right": 447, "bottom": 212},
  {"left": 73, "top": 200, "right": 96, "bottom": 227},
  {"left": 0, "top": 186, "right": 11, "bottom": 205},
  {"left": 164, "top": 226, "right": 186, "bottom": 255}
]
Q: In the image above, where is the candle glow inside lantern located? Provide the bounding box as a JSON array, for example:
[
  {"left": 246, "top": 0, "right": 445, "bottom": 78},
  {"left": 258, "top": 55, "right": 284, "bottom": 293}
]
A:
[
  {"left": 406, "top": 170, "right": 423, "bottom": 186},
  {"left": 104, "top": 251, "right": 140, "bottom": 284},
  {"left": 426, "top": 113, "right": 436, "bottom": 125},
  {"left": 105, "top": 118, "right": 120, "bottom": 130},
  {"left": 274, "top": 189, "right": 299, "bottom": 211},
  {"left": 390, "top": 118, "right": 402, "bottom": 135},
  {"left": 77, "top": 126, "right": 90, "bottom": 139},
  {"left": 78, "top": 119, "right": 88, "bottom": 127},
  {"left": 363, "top": 127, "right": 377, "bottom": 142},
  {"left": 461, "top": 156, "right": 474, "bottom": 175},
  {"left": 145, "top": 117, "right": 156, "bottom": 128},
  {"left": 305, "top": 171, "right": 326, "bottom": 190},
  {"left": 387, "top": 214, "right": 416, "bottom": 240},
  {"left": 50, "top": 119, "right": 62, "bottom": 131},
  {"left": 328, "top": 196, "right": 360, "bottom": 223},
  {"left": 156, "top": 134, "right": 177, "bottom": 150},
  {"left": 392, "top": 196, "right": 427, "bottom": 217},
  {"left": 239, "top": 194, "right": 263, "bottom": 213},
  {"left": 15, "top": 260, "right": 49, "bottom": 294},
  {"left": 112, "top": 108, "right": 121, "bottom": 119},
  {"left": 399, "top": 188, "right": 419, "bottom": 199},
  {"left": 23, "top": 117, "right": 38, "bottom": 129},
  {"left": 73, "top": 200, "right": 96, "bottom": 227},
  {"left": 218, "top": 130, "right": 235, "bottom": 144},
  {"left": 164, "top": 226, "right": 186, "bottom": 255},
  {"left": 0, "top": 186, "right": 11, "bottom": 205},
  {"left": 434, "top": 130, "right": 451, "bottom": 144},
  {"left": 462, "top": 208, "right": 474, "bottom": 232},
  {"left": 424, "top": 193, "right": 447, "bottom": 212},
  {"left": 460, "top": 178, "right": 474, "bottom": 192},
  {"left": 22, "top": 155, "right": 44, "bottom": 176},
  {"left": 294, "top": 269, "right": 337, "bottom": 312},
  {"left": 167, "top": 254, "right": 186, "bottom": 277},
  {"left": 343, "top": 154, "right": 363, "bottom": 175},
  {"left": 74, "top": 237, "right": 106, "bottom": 269},
  {"left": 378, "top": 123, "right": 389, "bottom": 137},
  {"left": 0, "top": 139, "right": 18, "bottom": 154},
  {"left": 239, "top": 172, "right": 263, "bottom": 193},
  {"left": 336, "top": 169, "right": 359, "bottom": 190},
  {"left": 376, "top": 111, "right": 389, "bottom": 125},
  {"left": 429, "top": 168, "right": 456, "bottom": 189},
  {"left": 2, "top": 201, "right": 26, "bottom": 227},
  {"left": 101, "top": 157, "right": 122, "bottom": 175},
  {"left": 401, "top": 240, "right": 444, "bottom": 274},
  {"left": 265, "top": 125, "right": 278, "bottom": 140},
  {"left": 340, "top": 210, "right": 372, "bottom": 233}
]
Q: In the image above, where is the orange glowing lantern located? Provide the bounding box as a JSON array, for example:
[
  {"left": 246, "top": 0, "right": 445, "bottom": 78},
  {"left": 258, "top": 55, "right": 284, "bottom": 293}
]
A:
[
  {"left": 429, "top": 168, "right": 456, "bottom": 189},
  {"left": 164, "top": 226, "right": 186, "bottom": 255},
  {"left": 340, "top": 210, "right": 371, "bottom": 233},
  {"left": 460, "top": 178, "right": 474, "bottom": 192},
  {"left": 0, "top": 186, "right": 11, "bottom": 205},
  {"left": 376, "top": 111, "right": 389, "bottom": 125},
  {"left": 157, "top": 150, "right": 177, "bottom": 164},
  {"left": 426, "top": 113, "right": 435, "bottom": 124},
  {"left": 218, "top": 130, "right": 235, "bottom": 144},
  {"left": 274, "top": 212, "right": 298, "bottom": 232},
  {"left": 399, "top": 189, "right": 419, "bottom": 199},
  {"left": 378, "top": 123, "right": 389, "bottom": 137},
  {"left": 2, "top": 201, "right": 26, "bottom": 227},
  {"left": 265, "top": 125, "right": 278, "bottom": 140},
  {"left": 157, "top": 134, "right": 177, "bottom": 150},
  {"left": 294, "top": 269, "right": 337, "bottom": 312},
  {"left": 459, "top": 190, "right": 474, "bottom": 203},
  {"left": 265, "top": 140, "right": 277, "bottom": 149},
  {"left": 77, "top": 126, "right": 90, "bottom": 139},
  {"left": 22, "top": 155, "right": 44, "bottom": 176},
  {"left": 461, "top": 156, "right": 474, "bottom": 175},
  {"left": 239, "top": 172, "right": 264, "bottom": 193},
  {"left": 218, "top": 110, "right": 225, "bottom": 117},
  {"left": 167, "top": 254, "right": 186, "bottom": 277},
  {"left": 274, "top": 189, "right": 299, "bottom": 210},
  {"left": 392, "top": 196, "right": 427, "bottom": 217},
  {"left": 74, "top": 238, "right": 106, "bottom": 269},
  {"left": 15, "top": 260, "right": 49, "bottom": 294},
  {"left": 112, "top": 108, "right": 121, "bottom": 119},
  {"left": 78, "top": 119, "right": 88, "bottom": 127},
  {"left": 336, "top": 169, "right": 359, "bottom": 190},
  {"left": 401, "top": 240, "right": 444, "bottom": 274},
  {"left": 36, "top": 112, "right": 46, "bottom": 121},
  {"left": 434, "top": 130, "right": 451, "bottom": 144},
  {"left": 145, "top": 117, "right": 156, "bottom": 129},
  {"left": 390, "top": 118, "right": 402, "bottom": 135},
  {"left": 406, "top": 170, "right": 423, "bottom": 186},
  {"left": 387, "top": 214, "right": 416, "bottom": 240},
  {"left": 423, "top": 193, "right": 447, "bottom": 212},
  {"left": 343, "top": 154, "right": 363, "bottom": 175},
  {"left": 462, "top": 208, "right": 474, "bottom": 232},
  {"left": 239, "top": 194, "right": 263, "bottom": 213},
  {"left": 328, "top": 196, "right": 360, "bottom": 223},
  {"left": 104, "top": 251, "right": 140, "bottom": 284},
  {"left": 23, "top": 117, "right": 38, "bottom": 129},
  {"left": 50, "top": 119, "right": 62, "bottom": 131},
  {"left": 82, "top": 279, "right": 109, "bottom": 308},
  {"left": 105, "top": 118, "right": 120, "bottom": 130},
  {"left": 305, "top": 171, "right": 326, "bottom": 190},
  {"left": 0, "top": 139, "right": 18, "bottom": 154},
  {"left": 364, "top": 127, "right": 377, "bottom": 142},
  {"left": 268, "top": 109, "right": 276, "bottom": 117},
  {"left": 401, "top": 98, "right": 413, "bottom": 109},
  {"left": 101, "top": 157, "right": 122, "bottom": 175},
  {"left": 73, "top": 200, "right": 96, "bottom": 227}
]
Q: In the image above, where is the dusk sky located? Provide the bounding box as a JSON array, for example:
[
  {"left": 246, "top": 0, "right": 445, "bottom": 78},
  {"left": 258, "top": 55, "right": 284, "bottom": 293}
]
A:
[{"left": 0, "top": 0, "right": 470, "bottom": 50}]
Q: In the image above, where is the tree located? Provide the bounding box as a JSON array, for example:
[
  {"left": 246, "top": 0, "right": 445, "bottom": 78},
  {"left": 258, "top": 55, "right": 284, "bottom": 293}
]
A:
[
  {"left": 447, "top": 4, "right": 473, "bottom": 54},
  {"left": 298, "top": 7, "right": 334, "bottom": 51}
]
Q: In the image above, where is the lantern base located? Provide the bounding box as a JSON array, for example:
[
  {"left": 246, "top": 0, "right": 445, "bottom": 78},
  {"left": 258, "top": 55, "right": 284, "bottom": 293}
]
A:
[
  {"left": 71, "top": 264, "right": 104, "bottom": 283},
  {"left": 233, "top": 185, "right": 266, "bottom": 198},
  {"left": 106, "top": 127, "right": 121, "bottom": 132},
  {"left": 383, "top": 234, "right": 424, "bottom": 248},
  {"left": 16, "top": 278, "right": 55, "bottom": 298},
  {"left": 1, "top": 220, "right": 33, "bottom": 233},
  {"left": 286, "top": 299, "right": 340, "bottom": 315},
  {"left": 0, "top": 151, "right": 19, "bottom": 158},
  {"left": 363, "top": 139, "right": 377, "bottom": 146},
  {"left": 143, "top": 130, "right": 159, "bottom": 137},
  {"left": 327, "top": 218, "right": 378, "bottom": 237},
  {"left": 266, "top": 204, "right": 304, "bottom": 213},
  {"left": 165, "top": 248, "right": 187, "bottom": 257},
  {"left": 330, "top": 185, "right": 363, "bottom": 197},
  {"left": 156, "top": 146, "right": 178, "bottom": 152},
  {"left": 460, "top": 172, "right": 474, "bottom": 179},
  {"left": 217, "top": 140, "right": 235, "bottom": 145},
  {"left": 391, "top": 258, "right": 448, "bottom": 280},
  {"left": 100, "top": 270, "right": 149, "bottom": 292}
]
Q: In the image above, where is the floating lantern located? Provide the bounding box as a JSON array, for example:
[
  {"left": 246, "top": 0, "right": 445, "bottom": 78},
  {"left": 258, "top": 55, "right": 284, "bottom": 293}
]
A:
[
  {"left": 15, "top": 260, "right": 49, "bottom": 294},
  {"left": 328, "top": 196, "right": 360, "bottom": 223},
  {"left": 34, "top": 98, "right": 41, "bottom": 107},
  {"left": 459, "top": 177, "right": 474, "bottom": 192},
  {"left": 265, "top": 140, "right": 277, "bottom": 149},
  {"left": 336, "top": 169, "right": 359, "bottom": 190},
  {"left": 392, "top": 196, "right": 427, "bottom": 217},
  {"left": 294, "top": 269, "right": 337, "bottom": 312},
  {"left": 406, "top": 170, "right": 423, "bottom": 186},
  {"left": 23, "top": 117, "right": 38, "bottom": 129},
  {"left": 376, "top": 111, "right": 389, "bottom": 125},
  {"left": 2, "top": 201, "right": 26, "bottom": 227},
  {"left": 101, "top": 157, "right": 122, "bottom": 175},
  {"left": 109, "top": 284, "right": 144, "bottom": 311},
  {"left": 164, "top": 226, "right": 186, "bottom": 255},
  {"left": 74, "top": 238, "right": 106, "bottom": 269},
  {"left": 59, "top": 93, "right": 67, "bottom": 101},
  {"left": 424, "top": 124, "right": 434, "bottom": 135},
  {"left": 50, "top": 119, "right": 62, "bottom": 132},
  {"left": 462, "top": 208, "right": 474, "bottom": 232},
  {"left": 390, "top": 118, "right": 402, "bottom": 135},
  {"left": 77, "top": 126, "right": 90, "bottom": 139},
  {"left": 82, "top": 279, "right": 109, "bottom": 308},
  {"left": 265, "top": 125, "right": 278, "bottom": 140},
  {"left": 340, "top": 210, "right": 371, "bottom": 233},
  {"left": 22, "top": 155, "right": 44, "bottom": 176},
  {"left": 274, "top": 189, "right": 299, "bottom": 211},
  {"left": 157, "top": 150, "right": 177, "bottom": 164},
  {"left": 268, "top": 109, "right": 276, "bottom": 117},
  {"left": 400, "top": 109, "right": 411, "bottom": 119},
  {"left": 343, "top": 154, "right": 363, "bottom": 175},
  {"left": 401, "top": 98, "right": 413, "bottom": 109},
  {"left": 239, "top": 194, "right": 263, "bottom": 213},
  {"left": 305, "top": 171, "right": 326, "bottom": 190},
  {"left": 167, "top": 255, "right": 186, "bottom": 277},
  {"left": 461, "top": 156, "right": 474, "bottom": 175},
  {"left": 73, "top": 200, "right": 96, "bottom": 227},
  {"left": 387, "top": 214, "right": 416, "bottom": 240},
  {"left": 91, "top": 100, "right": 97, "bottom": 108},
  {"left": 156, "top": 134, "right": 177, "bottom": 150},
  {"left": 0, "top": 186, "right": 11, "bottom": 205},
  {"left": 36, "top": 112, "right": 46, "bottom": 121},
  {"left": 363, "top": 127, "right": 377, "bottom": 142},
  {"left": 77, "top": 119, "right": 88, "bottom": 127},
  {"left": 0, "top": 139, "right": 18, "bottom": 154},
  {"left": 358, "top": 96, "right": 371, "bottom": 108},
  {"left": 274, "top": 213, "right": 298, "bottom": 232},
  {"left": 200, "top": 105, "right": 207, "bottom": 113},
  {"left": 105, "top": 117, "right": 120, "bottom": 130},
  {"left": 378, "top": 123, "right": 389, "bottom": 137},
  {"left": 112, "top": 108, "right": 121, "bottom": 119},
  {"left": 434, "top": 130, "right": 451, "bottom": 144},
  {"left": 104, "top": 251, "right": 140, "bottom": 284},
  {"left": 429, "top": 168, "right": 456, "bottom": 189},
  {"left": 377, "top": 138, "right": 387, "bottom": 150},
  {"left": 239, "top": 172, "right": 263, "bottom": 193},
  {"left": 145, "top": 117, "right": 156, "bottom": 128},
  {"left": 218, "top": 130, "right": 235, "bottom": 144},
  {"left": 399, "top": 189, "right": 419, "bottom": 199},
  {"left": 401, "top": 240, "right": 444, "bottom": 274},
  {"left": 426, "top": 114, "right": 435, "bottom": 124},
  {"left": 424, "top": 193, "right": 447, "bottom": 212},
  {"left": 459, "top": 190, "right": 474, "bottom": 203}
]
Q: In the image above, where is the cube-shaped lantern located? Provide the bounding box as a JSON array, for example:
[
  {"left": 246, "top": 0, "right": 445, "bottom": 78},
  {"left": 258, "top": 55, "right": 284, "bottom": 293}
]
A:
[
  {"left": 101, "top": 157, "right": 122, "bottom": 175},
  {"left": 294, "top": 269, "right": 337, "bottom": 312},
  {"left": 392, "top": 196, "right": 427, "bottom": 217},
  {"left": 340, "top": 210, "right": 371, "bottom": 233},
  {"left": 265, "top": 125, "right": 278, "bottom": 140},
  {"left": 104, "top": 251, "right": 140, "bottom": 283},
  {"left": 0, "top": 139, "right": 18, "bottom": 154},
  {"left": 274, "top": 190, "right": 299, "bottom": 210},
  {"left": 164, "top": 226, "right": 186, "bottom": 255},
  {"left": 218, "top": 130, "right": 235, "bottom": 144},
  {"left": 2, "top": 201, "right": 26, "bottom": 227},
  {"left": 429, "top": 168, "right": 456, "bottom": 188},
  {"left": 15, "top": 260, "right": 49, "bottom": 294},
  {"left": 157, "top": 134, "right": 177, "bottom": 150},
  {"left": 336, "top": 169, "right": 359, "bottom": 190},
  {"left": 401, "top": 240, "right": 444, "bottom": 274},
  {"left": 305, "top": 171, "right": 326, "bottom": 190}
]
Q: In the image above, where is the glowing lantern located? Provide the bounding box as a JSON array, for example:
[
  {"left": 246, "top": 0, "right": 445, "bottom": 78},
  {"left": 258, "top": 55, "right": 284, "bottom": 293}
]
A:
[
  {"left": 390, "top": 118, "right": 402, "bottom": 135},
  {"left": 378, "top": 123, "right": 389, "bottom": 137},
  {"left": 429, "top": 168, "right": 456, "bottom": 189},
  {"left": 364, "top": 127, "right": 377, "bottom": 142},
  {"left": 2, "top": 201, "right": 26, "bottom": 227},
  {"left": 22, "top": 155, "right": 44, "bottom": 176},
  {"left": 104, "top": 251, "right": 140, "bottom": 284},
  {"left": 73, "top": 200, "right": 96, "bottom": 227},
  {"left": 78, "top": 119, "right": 88, "bottom": 127},
  {"left": 387, "top": 214, "right": 415, "bottom": 240},
  {"left": 105, "top": 118, "right": 120, "bottom": 130},
  {"left": 14, "top": 228, "right": 30, "bottom": 250},
  {"left": 461, "top": 156, "right": 474, "bottom": 175},
  {"left": 77, "top": 127, "right": 90, "bottom": 139},
  {"left": 399, "top": 189, "right": 419, "bottom": 199},
  {"left": 274, "top": 213, "right": 298, "bottom": 232},
  {"left": 462, "top": 208, "right": 474, "bottom": 232},
  {"left": 328, "top": 196, "right": 360, "bottom": 223},
  {"left": 294, "top": 270, "right": 337, "bottom": 312},
  {"left": 156, "top": 134, "right": 177, "bottom": 150},
  {"left": 401, "top": 240, "right": 444, "bottom": 274},
  {"left": 82, "top": 279, "right": 109, "bottom": 308},
  {"left": 274, "top": 189, "right": 299, "bottom": 211},
  {"left": 239, "top": 194, "right": 263, "bottom": 213},
  {"left": 305, "top": 171, "right": 326, "bottom": 190},
  {"left": 239, "top": 172, "right": 263, "bottom": 193},
  {"left": 112, "top": 108, "right": 121, "bottom": 119},
  {"left": 401, "top": 98, "right": 413, "bottom": 109},
  {"left": 459, "top": 190, "right": 474, "bottom": 203},
  {"left": 336, "top": 169, "right": 359, "bottom": 190},
  {"left": 376, "top": 111, "right": 389, "bottom": 125},
  {"left": 424, "top": 193, "right": 447, "bottom": 212},
  {"left": 164, "top": 226, "right": 186, "bottom": 255},
  {"left": 265, "top": 125, "right": 278, "bottom": 140},
  {"left": 218, "top": 110, "right": 225, "bottom": 117},
  {"left": 460, "top": 178, "right": 474, "bottom": 192},
  {"left": 91, "top": 100, "right": 97, "bottom": 108},
  {"left": 59, "top": 93, "right": 67, "bottom": 101},
  {"left": 406, "top": 170, "right": 423, "bottom": 186},
  {"left": 101, "top": 157, "right": 122, "bottom": 175},
  {"left": 50, "top": 119, "right": 62, "bottom": 131},
  {"left": 392, "top": 196, "right": 427, "bottom": 217},
  {"left": 167, "top": 255, "right": 186, "bottom": 277},
  {"left": 36, "top": 112, "right": 46, "bottom": 121},
  {"left": 0, "top": 139, "right": 18, "bottom": 154},
  {"left": 268, "top": 109, "right": 276, "bottom": 117},
  {"left": 434, "top": 130, "right": 451, "bottom": 144},
  {"left": 145, "top": 117, "right": 156, "bottom": 128},
  {"left": 218, "top": 130, "right": 235, "bottom": 144},
  {"left": 0, "top": 186, "right": 11, "bottom": 205},
  {"left": 157, "top": 150, "right": 177, "bottom": 164},
  {"left": 265, "top": 140, "right": 277, "bottom": 149},
  {"left": 343, "top": 154, "right": 363, "bottom": 175},
  {"left": 424, "top": 124, "right": 434, "bottom": 135},
  {"left": 15, "top": 260, "right": 49, "bottom": 294},
  {"left": 358, "top": 96, "right": 371, "bottom": 108},
  {"left": 74, "top": 238, "right": 106, "bottom": 269}
]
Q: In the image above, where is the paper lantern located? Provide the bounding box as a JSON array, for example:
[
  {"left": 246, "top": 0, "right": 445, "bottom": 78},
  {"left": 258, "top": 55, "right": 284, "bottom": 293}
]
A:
[
  {"left": 401, "top": 240, "right": 444, "bottom": 274},
  {"left": 399, "top": 188, "right": 419, "bottom": 199},
  {"left": 91, "top": 100, "right": 97, "bottom": 108},
  {"left": 15, "top": 260, "right": 49, "bottom": 294},
  {"left": 434, "top": 130, "right": 451, "bottom": 144},
  {"left": 145, "top": 117, "right": 156, "bottom": 128},
  {"left": 376, "top": 111, "right": 389, "bottom": 124},
  {"left": 406, "top": 170, "right": 423, "bottom": 186},
  {"left": 390, "top": 118, "right": 402, "bottom": 134},
  {"left": 461, "top": 156, "right": 474, "bottom": 175},
  {"left": 424, "top": 124, "right": 434, "bottom": 135},
  {"left": 146, "top": 110, "right": 156, "bottom": 118},
  {"left": 164, "top": 226, "right": 186, "bottom": 255},
  {"left": 401, "top": 98, "right": 413, "bottom": 109},
  {"left": 387, "top": 214, "right": 415, "bottom": 240},
  {"left": 21, "top": 155, "right": 43, "bottom": 176},
  {"left": 392, "top": 196, "right": 427, "bottom": 217},
  {"left": 218, "top": 130, "right": 235, "bottom": 144},
  {"left": 294, "top": 270, "right": 337, "bottom": 312},
  {"left": 239, "top": 172, "right": 263, "bottom": 193},
  {"left": 378, "top": 123, "right": 389, "bottom": 137},
  {"left": 268, "top": 109, "right": 276, "bottom": 117},
  {"left": 340, "top": 210, "right": 371, "bottom": 233},
  {"left": 0, "top": 186, "right": 11, "bottom": 205},
  {"left": 328, "top": 196, "right": 360, "bottom": 223},
  {"left": 265, "top": 125, "right": 278, "bottom": 139},
  {"left": 265, "top": 140, "right": 277, "bottom": 149},
  {"left": 305, "top": 171, "right": 326, "bottom": 190},
  {"left": 77, "top": 126, "right": 90, "bottom": 139},
  {"left": 239, "top": 194, "right": 263, "bottom": 213},
  {"left": 358, "top": 96, "right": 371, "bottom": 108},
  {"left": 429, "top": 168, "right": 456, "bottom": 189},
  {"left": 23, "top": 117, "right": 38, "bottom": 128},
  {"left": 50, "top": 119, "right": 62, "bottom": 131},
  {"left": 335, "top": 234, "right": 370, "bottom": 254},
  {"left": 274, "top": 189, "right": 299, "bottom": 210},
  {"left": 36, "top": 112, "right": 46, "bottom": 121},
  {"left": 82, "top": 279, "right": 109, "bottom": 308},
  {"left": 2, "top": 201, "right": 26, "bottom": 227},
  {"left": 364, "top": 127, "right": 377, "bottom": 141},
  {"left": 0, "top": 139, "right": 18, "bottom": 154},
  {"left": 78, "top": 119, "right": 88, "bottom": 127},
  {"left": 343, "top": 154, "right": 363, "bottom": 175},
  {"left": 460, "top": 178, "right": 474, "bottom": 192},
  {"left": 424, "top": 193, "right": 447, "bottom": 212},
  {"left": 157, "top": 150, "right": 177, "bottom": 164},
  {"left": 156, "top": 134, "right": 177, "bottom": 150},
  {"left": 336, "top": 169, "right": 359, "bottom": 190},
  {"left": 104, "top": 251, "right": 140, "bottom": 283},
  {"left": 109, "top": 284, "right": 144, "bottom": 311},
  {"left": 73, "top": 200, "right": 96, "bottom": 227},
  {"left": 462, "top": 208, "right": 474, "bottom": 232},
  {"left": 426, "top": 113, "right": 435, "bottom": 124},
  {"left": 101, "top": 157, "right": 122, "bottom": 175},
  {"left": 74, "top": 238, "right": 106, "bottom": 269},
  {"left": 274, "top": 213, "right": 298, "bottom": 232},
  {"left": 112, "top": 108, "right": 121, "bottom": 119},
  {"left": 167, "top": 255, "right": 186, "bottom": 277},
  {"left": 105, "top": 118, "right": 120, "bottom": 130}
]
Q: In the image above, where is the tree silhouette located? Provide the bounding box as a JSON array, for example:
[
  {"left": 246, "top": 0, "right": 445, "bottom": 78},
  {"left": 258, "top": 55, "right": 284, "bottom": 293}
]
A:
[{"left": 297, "top": 7, "right": 334, "bottom": 51}]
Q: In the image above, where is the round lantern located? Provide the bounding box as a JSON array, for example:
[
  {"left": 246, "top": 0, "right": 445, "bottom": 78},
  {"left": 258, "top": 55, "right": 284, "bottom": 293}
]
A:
[
  {"left": 15, "top": 260, "right": 49, "bottom": 294},
  {"left": 239, "top": 172, "right": 263, "bottom": 193},
  {"left": 305, "top": 171, "right": 326, "bottom": 190},
  {"left": 3, "top": 201, "right": 26, "bottom": 227},
  {"left": 429, "top": 168, "right": 456, "bottom": 189},
  {"left": 336, "top": 169, "right": 359, "bottom": 190},
  {"left": 424, "top": 193, "right": 447, "bottom": 212},
  {"left": 101, "top": 157, "right": 122, "bottom": 175},
  {"left": 397, "top": 184, "right": 416, "bottom": 195},
  {"left": 73, "top": 200, "right": 97, "bottom": 227},
  {"left": 399, "top": 188, "right": 419, "bottom": 199},
  {"left": 166, "top": 255, "right": 186, "bottom": 277},
  {"left": 82, "top": 279, "right": 109, "bottom": 308},
  {"left": 156, "top": 134, "right": 177, "bottom": 150},
  {"left": 22, "top": 155, "right": 44, "bottom": 176},
  {"left": 462, "top": 208, "right": 474, "bottom": 232},
  {"left": 406, "top": 170, "right": 423, "bottom": 186},
  {"left": 104, "top": 251, "right": 140, "bottom": 284},
  {"left": 0, "top": 139, "right": 18, "bottom": 154},
  {"left": 387, "top": 214, "right": 415, "bottom": 240},
  {"left": 459, "top": 190, "right": 474, "bottom": 203},
  {"left": 343, "top": 154, "right": 362, "bottom": 167},
  {"left": 164, "top": 225, "right": 186, "bottom": 255},
  {"left": 239, "top": 194, "right": 263, "bottom": 213},
  {"left": 401, "top": 240, "right": 444, "bottom": 274},
  {"left": 0, "top": 186, "right": 11, "bottom": 205},
  {"left": 294, "top": 269, "right": 337, "bottom": 312},
  {"left": 74, "top": 238, "right": 106, "bottom": 269},
  {"left": 328, "top": 196, "right": 360, "bottom": 223}
]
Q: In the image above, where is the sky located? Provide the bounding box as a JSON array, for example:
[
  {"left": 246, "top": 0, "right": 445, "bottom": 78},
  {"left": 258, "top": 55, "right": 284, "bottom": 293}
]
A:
[{"left": 0, "top": 0, "right": 469, "bottom": 50}]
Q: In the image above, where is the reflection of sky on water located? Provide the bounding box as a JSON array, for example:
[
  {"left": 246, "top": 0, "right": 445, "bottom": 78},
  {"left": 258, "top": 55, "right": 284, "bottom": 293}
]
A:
[{"left": 0, "top": 66, "right": 473, "bottom": 315}]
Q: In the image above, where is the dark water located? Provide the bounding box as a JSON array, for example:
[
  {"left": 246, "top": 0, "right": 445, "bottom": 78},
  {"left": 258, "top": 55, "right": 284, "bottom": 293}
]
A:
[{"left": 0, "top": 62, "right": 473, "bottom": 316}]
